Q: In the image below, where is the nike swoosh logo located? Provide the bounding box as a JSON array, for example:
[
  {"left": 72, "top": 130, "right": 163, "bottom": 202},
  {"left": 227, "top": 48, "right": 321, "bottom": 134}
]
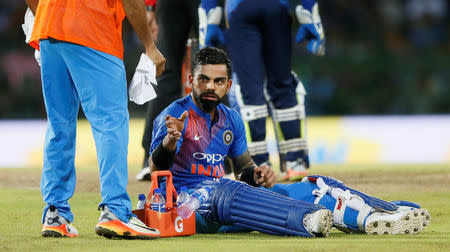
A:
[{"left": 194, "top": 135, "right": 202, "bottom": 141}]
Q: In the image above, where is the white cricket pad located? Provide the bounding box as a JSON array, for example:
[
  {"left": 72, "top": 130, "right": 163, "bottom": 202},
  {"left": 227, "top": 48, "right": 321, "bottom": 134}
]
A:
[
  {"left": 278, "top": 138, "right": 308, "bottom": 154},
  {"left": 247, "top": 141, "right": 268, "bottom": 156}
]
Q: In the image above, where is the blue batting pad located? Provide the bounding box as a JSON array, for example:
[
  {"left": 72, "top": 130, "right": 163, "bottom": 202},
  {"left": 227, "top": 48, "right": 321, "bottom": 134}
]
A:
[{"left": 211, "top": 179, "right": 324, "bottom": 237}]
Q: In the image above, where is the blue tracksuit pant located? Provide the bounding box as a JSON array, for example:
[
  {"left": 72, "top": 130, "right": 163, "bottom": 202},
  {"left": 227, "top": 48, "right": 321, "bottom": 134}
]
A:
[{"left": 39, "top": 39, "right": 132, "bottom": 223}]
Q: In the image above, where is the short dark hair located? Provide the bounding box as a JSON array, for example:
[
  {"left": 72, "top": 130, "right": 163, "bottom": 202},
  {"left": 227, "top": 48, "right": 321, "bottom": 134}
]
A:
[{"left": 192, "top": 47, "right": 232, "bottom": 79}]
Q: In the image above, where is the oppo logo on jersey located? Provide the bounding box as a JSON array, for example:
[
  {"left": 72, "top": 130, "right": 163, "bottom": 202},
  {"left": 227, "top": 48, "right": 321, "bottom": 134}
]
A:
[
  {"left": 193, "top": 152, "right": 226, "bottom": 164},
  {"left": 191, "top": 152, "right": 226, "bottom": 177}
]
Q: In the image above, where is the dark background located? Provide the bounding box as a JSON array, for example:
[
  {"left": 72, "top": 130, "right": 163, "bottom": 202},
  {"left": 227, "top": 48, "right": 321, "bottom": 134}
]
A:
[{"left": 0, "top": 0, "right": 448, "bottom": 118}]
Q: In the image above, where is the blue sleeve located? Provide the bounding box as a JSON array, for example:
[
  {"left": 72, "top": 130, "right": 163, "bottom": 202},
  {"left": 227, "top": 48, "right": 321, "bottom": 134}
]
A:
[
  {"left": 201, "top": 0, "right": 218, "bottom": 13},
  {"left": 150, "top": 114, "right": 167, "bottom": 153},
  {"left": 228, "top": 110, "right": 247, "bottom": 158},
  {"left": 150, "top": 105, "right": 188, "bottom": 154}
]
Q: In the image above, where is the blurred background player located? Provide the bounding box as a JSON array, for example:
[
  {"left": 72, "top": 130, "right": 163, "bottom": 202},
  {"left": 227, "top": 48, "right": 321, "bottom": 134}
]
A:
[
  {"left": 25, "top": 0, "right": 164, "bottom": 238},
  {"left": 136, "top": 0, "right": 201, "bottom": 181},
  {"left": 199, "top": 0, "right": 326, "bottom": 180}
]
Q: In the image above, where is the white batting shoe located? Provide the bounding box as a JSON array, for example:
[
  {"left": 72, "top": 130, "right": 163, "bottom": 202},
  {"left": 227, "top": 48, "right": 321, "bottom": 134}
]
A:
[
  {"left": 365, "top": 206, "right": 431, "bottom": 235},
  {"left": 303, "top": 209, "right": 333, "bottom": 237}
]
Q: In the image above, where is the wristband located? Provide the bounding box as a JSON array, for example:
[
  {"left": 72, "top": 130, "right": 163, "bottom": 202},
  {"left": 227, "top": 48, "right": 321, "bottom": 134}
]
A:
[
  {"left": 151, "top": 142, "right": 175, "bottom": 170},
  {"left": 240, "top": 166, "right": 258, "bottom": 187}
]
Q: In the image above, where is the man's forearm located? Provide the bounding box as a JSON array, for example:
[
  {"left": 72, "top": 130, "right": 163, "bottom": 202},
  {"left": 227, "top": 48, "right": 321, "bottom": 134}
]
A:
[
  {"left": 162, "top": 135, "right": 177, "bottom": 152},
  {"left": 231, "top": 151, "right": 258, "bottom": 185},
  {"left": 26, "top": 0, "right": 39, "bottom": 14},
  {"left": 151, "top": 139, "right": 176, "bottom": 170},
  {"left": 231, "top": 151, "right": 256, "bottom": 175},
  {"left": 122, "top": 0, "right": 155, "bottom": 50}
]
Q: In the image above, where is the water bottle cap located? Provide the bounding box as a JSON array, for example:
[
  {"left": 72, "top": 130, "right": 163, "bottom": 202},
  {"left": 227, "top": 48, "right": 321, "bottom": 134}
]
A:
[
  {"left": 138, "top": 194, "right": 146, "bottom": 200},
  {"left": 180, "top": 186, "right": 187, "bottom": 192},
  {"left": 154, "top": 188, "right": 162, "bottom": 194}
]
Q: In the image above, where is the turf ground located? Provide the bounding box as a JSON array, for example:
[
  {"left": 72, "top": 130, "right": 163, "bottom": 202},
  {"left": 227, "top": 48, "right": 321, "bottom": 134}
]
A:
[{"left": 1, "top": 164, "right": 449, "bottom": 251}]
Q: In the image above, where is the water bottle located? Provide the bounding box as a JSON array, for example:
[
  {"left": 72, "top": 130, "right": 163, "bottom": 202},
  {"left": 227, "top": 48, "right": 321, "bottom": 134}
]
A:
[
  {"left": 150, "top": 188, "right": 166, "bottom": 213},
  {"left": 136, "top": 194, "right": 146, "bottom": 210},
  {"left": 176, "top": 186, "right": 189, "bottom": 207},
  {"left": 177, "top": 187, "right": 210, "bottom": 219}
]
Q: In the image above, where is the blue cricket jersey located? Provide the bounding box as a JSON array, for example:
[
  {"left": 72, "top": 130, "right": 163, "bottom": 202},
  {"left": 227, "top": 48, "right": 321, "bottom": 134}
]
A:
[{"left": 151, "top": 95, "right": 248, "bottom": 190}]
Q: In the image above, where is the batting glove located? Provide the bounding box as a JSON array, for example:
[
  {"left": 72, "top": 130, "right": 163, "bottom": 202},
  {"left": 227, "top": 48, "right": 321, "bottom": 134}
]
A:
[
  {"left": 198, "top": 5, "right": 225, "bottom": 48},
  {"left": 295, "top": 1, "right": 325, "bottom": 56}
]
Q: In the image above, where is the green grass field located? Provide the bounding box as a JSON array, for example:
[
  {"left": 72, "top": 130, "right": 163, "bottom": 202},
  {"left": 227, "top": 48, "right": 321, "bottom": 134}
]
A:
[{"left": 1, "top": 164, "right": 449, "bottom": 251}]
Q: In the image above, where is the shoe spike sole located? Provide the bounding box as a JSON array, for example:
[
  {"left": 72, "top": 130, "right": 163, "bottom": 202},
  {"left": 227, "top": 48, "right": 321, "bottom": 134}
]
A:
[
  {"left": 365, "top": 209, "right": 431, "bottom": 235},
  {"left": 41, "top": 230, "right": 64, "bottom": 238}
]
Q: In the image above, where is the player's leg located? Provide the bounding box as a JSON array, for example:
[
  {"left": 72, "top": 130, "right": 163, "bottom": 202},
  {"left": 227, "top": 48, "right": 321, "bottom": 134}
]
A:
[
  {"left": 261, "top": 1, "right": 309, "bottom": 180},
  {"left": 39, "top": 39, "right": 80, "bottom": 237},
  {"left": 268, "top": 182, "right": 366, "bottom": 232},
  {"left": 311, "top": 176, "right": 431, "bottom": 235},
  {"left": 63, "top": 43, "right": 131, "bottom": 221},
  {"left": 227, "top": 2, "right": 270, "bottom": 166},
  {"left": 195, "top": 212, "right": 251, "bottom": 234},
  {"left": 196, "top": 179, "right": 332, "bottom": 237},
  {"left": 62, "top": 43, "right": 159, "bottom": 239},
  {"left": 272, "top": 176, "right": 431, "bottom": 235},
  {"left": 138, "top": 0, "right": 200, "bottom": 181}
]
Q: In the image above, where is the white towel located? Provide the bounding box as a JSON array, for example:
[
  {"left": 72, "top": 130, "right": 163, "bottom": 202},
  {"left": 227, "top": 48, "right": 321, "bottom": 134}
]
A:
[
  {"left": 129, "top": 53, "right": 158, "bottom": 105},
  {"left": 22, "top": 8, "right": 34, "bottom": 44},
  {"left": 22, "top": 8, "right": 41, "bottom": 66}
]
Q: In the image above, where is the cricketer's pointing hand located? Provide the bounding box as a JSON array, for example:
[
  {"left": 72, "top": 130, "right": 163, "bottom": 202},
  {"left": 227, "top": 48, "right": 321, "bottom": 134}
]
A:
[{"left": 162, "top": 111, "right": 188, "bottom": 152}]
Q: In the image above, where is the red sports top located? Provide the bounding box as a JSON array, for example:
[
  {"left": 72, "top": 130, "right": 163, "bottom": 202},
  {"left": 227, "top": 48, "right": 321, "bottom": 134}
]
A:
[{"left": 29, "top": 0, "right": 126, "bottom": 59}]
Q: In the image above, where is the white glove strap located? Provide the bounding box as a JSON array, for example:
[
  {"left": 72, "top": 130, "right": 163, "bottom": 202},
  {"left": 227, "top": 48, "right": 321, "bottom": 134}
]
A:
[
  {"left": 199, "top": 6, "right": 223, "bottom": 26},
  {"left": 207, "top": 7, "right": 222, "bottom": 25},
  {"left": 296, "top": 3, "right": 322, "bottom": 25}
]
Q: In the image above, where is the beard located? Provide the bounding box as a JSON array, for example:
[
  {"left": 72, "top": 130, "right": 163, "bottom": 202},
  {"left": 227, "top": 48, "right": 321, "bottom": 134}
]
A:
[{"left": 193, "top": 90, "right": 223, "bottom": 113}]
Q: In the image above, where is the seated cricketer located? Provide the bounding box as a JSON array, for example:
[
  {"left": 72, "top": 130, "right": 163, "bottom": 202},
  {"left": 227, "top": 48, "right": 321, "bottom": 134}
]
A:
[{"left": 148, "top": 47, "right": 431, "bottom": 236}]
